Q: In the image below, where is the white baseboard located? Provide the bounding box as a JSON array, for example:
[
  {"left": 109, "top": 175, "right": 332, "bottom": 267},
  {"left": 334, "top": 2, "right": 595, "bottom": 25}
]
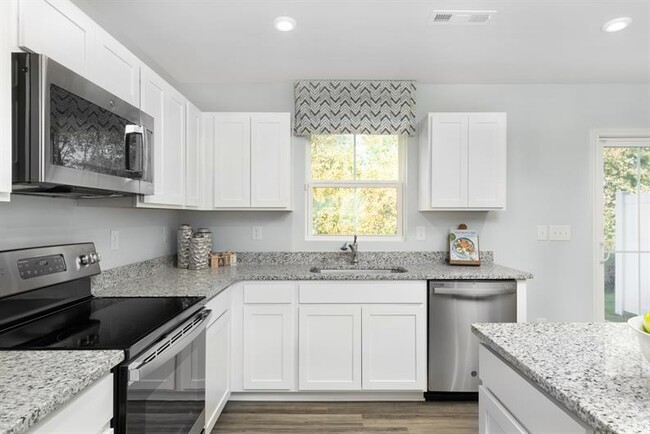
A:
[{"left": 229, "top": 391, "right": 425, "bottom": 401}]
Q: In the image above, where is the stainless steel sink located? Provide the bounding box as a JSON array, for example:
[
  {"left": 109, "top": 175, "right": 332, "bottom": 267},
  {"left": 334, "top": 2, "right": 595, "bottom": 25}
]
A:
[{"left": 310, "top": 266, "right": 408, "bottom": 274}]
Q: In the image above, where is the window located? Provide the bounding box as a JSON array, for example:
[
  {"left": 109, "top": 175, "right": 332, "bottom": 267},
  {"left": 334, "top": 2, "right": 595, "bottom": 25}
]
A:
[{"left": 306, "top": 134, "right": 404, "bottom": 239}]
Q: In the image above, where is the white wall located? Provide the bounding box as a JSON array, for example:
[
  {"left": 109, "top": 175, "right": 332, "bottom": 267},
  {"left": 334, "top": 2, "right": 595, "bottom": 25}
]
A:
[
  {"left": 181, "top": 82, "right": 650, "bottom": 322},
  {"left": 0, "top": 195, "right": 179, "bottom": 269}
]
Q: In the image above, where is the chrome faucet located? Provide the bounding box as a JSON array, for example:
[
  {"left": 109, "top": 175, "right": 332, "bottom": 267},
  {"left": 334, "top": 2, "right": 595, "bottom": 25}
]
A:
[{"left": 341, "top": 235, "right": 359, "bottom": 264}]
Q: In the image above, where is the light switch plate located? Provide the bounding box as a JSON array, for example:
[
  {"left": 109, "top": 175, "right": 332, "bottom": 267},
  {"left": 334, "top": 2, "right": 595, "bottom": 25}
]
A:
[
  {"left": 416, "top": 226, "right": 426, "bottom": 241},
  {"left": 537, "top": 225, "right": 548, "bottom": 241},
  {"left": 549, "top": 225, "right": 571, "bottom": 241}
]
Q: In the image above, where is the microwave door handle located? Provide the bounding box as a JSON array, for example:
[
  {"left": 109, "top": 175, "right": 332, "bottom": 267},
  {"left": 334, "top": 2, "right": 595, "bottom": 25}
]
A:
[
  {"left": 125, "top": 129, "right": 144, "bottom": 173},
  {"left": 127, "top": 310, "right": 211, "bottom": 383}
]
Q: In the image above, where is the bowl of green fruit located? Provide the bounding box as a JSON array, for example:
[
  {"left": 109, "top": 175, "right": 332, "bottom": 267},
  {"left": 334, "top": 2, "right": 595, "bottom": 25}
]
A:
[{"left": 628, "top": 313, "right": 650, "bottom": 363}]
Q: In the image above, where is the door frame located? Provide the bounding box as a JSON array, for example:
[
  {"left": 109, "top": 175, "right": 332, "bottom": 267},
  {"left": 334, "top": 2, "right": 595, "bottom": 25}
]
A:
[{"left": 591, "top": 128, "right": 650, "bottom": 322}]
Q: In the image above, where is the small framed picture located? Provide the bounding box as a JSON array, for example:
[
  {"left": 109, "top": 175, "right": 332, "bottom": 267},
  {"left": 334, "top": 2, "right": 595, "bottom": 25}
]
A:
[{"left": 449, "top": 229, "right": 480, "bottom": 265}]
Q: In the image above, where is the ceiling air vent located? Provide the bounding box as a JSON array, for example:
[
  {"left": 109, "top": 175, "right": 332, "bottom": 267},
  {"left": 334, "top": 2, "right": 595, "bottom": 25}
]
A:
[{"left": 429, "top": 10, "right": 497, "bottom": 25}]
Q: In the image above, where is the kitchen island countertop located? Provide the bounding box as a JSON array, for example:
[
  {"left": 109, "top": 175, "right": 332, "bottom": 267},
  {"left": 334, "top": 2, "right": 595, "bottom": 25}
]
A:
[
  {"left": 0, "top": 350, "right": 124, "bottom": 434},
  {"left": 472, "top": 322, "right": 650, "bottom": 434}
]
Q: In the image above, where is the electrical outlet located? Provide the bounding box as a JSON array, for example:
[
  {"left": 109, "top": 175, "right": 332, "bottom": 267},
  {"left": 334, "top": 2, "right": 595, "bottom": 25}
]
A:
[
  {"left": 537, "top": 225, "right": 548, "bottom": 241},
  {"left": 252, "top": 226, "right": 263, "bottom": 240},
  {"left": 416, "top": 226, "right": 426, "bottom": 241},
  {"left": 110, "top": 230, "right": 119, "bottom": 250},
  {"left": 163, "top": 227, "right": 168, "bottom": 243},
  {"left": 549, "top": 225, "right": 571, "bottom": 241}
]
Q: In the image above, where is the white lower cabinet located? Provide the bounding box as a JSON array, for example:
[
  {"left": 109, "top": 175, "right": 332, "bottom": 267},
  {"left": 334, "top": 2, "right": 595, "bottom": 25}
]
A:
[
  {"left": 479, "top": 386, "right": 527, "bottom": 434},
  {"left": 297, "top": 281, "right": 427, "bottom": 392},
  {"left": 230, "top": 281, "right": 427, "bottom": 399},
  {"left": 206, "top": 309, "right": 231, "bottom": 432},
  {"left": 299, "top": 305, "right": 362, "bottom": 390},
  {"left": 362, "top": 304, "right": 426, "bottom": 390},
  {"left": 479, "top": 345, "right": 592, "bottom": 434},
  {"left": 30, "top": 374, "right": 113, "bottom": 434},
  {"left": 242, "top": 304, "right": 295, "bottom": 390}
]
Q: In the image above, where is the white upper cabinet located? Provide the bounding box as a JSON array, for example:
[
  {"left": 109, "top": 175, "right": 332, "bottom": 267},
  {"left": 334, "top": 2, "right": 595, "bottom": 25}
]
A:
[
  {"left": 468, "top": 114, "right": 507, "bottom": 208},
  {"left": 251, "top": 113, "right": 292, "bottom": 208},
  {"left": 91, "top": 28, "right": 141, "bottom": 107},
  {"left": 419, "top": 113, "right": 507, "bottom": 210},
  {"left": 18, "top": 0, "right": 141, "bottom": 106},
  {"left": 185, "top": 102, "right": 202, "bottom": 208},
  {"left": 212, "top": 114, "right": 251, "bottom": 208},
  {"left": 159, "top": 87, "right": 187, "bottom": 206},
  {"left": 210, "top": 113, "right": 291, "bottom": 210},
  {"left": 18, "top": 0, "right": 94, "bottom": 76},
  {"left": 139, "top": 67, "right": 186, "bottom": 208}
]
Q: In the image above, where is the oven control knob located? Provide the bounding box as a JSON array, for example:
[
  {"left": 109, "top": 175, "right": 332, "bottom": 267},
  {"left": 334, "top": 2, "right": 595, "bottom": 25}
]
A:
[
  {"left": 93, "top": 252, "right": 102, "bottom": 263},
  {"left": 79, "top": 254, "right": 90, "bottom": 266}
]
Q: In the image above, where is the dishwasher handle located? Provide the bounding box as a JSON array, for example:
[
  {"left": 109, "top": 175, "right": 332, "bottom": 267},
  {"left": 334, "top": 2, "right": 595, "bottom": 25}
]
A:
[{"left": 430, "top": 286, "right": 516, "bottom": 297}]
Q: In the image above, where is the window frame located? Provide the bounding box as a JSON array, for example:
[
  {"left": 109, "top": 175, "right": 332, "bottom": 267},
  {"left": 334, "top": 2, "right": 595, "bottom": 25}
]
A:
[{"left": 305, "top": 134, "right": 406, "bottom": 241}]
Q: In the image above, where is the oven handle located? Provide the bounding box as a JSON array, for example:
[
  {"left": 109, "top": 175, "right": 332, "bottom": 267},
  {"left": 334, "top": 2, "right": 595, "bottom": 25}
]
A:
[{"left": 127, "top": 309, "right": 211, "bottom": 383}]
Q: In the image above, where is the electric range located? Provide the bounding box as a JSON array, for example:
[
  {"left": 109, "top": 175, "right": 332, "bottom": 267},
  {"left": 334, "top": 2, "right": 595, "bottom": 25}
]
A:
[{"left": 0, "top": 243, "right": 210, "bottom": 434}]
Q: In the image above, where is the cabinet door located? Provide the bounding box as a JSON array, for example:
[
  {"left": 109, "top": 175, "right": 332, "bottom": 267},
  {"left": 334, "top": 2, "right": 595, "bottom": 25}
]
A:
[
  {"left": 142, "top": 73, "right": 186, "bottom": 207},
  {"left": 206, "top": 310, "right": 231, "bottom": 433},
  {"left": 0, "top": 0, "right": 13, "bottom": 201},
  {"left": 429, "top": 114, "right": 469, "bottom": 208},
  {"left": 139, "top": 68, "right": 165, "bottom": 206},
  {"left": 185, "top": 102, "right": 202, "bottom": 208},
  {"left": 361, "top": 305, "right": 426, "bottom": 391},
  {"left": 92, "top": 28, "right": 140, "bottom": 106},
  {"left": 299, "top": 305, "right": 362, "bottom": 390},
  {"left": 242, "top": 304, "right": 295, "bottom": 390},
  {"left": 468, "top": 113, "right": 507, "bottom": 209},
  {"left": 479, "top": 386, "right": 528, "bottom": 434},
  {"left": 18, "top": 0, "right": 93, "bottom": 77},
  {"left": 213, "top": 114, "right": 251, "bottom": 208},
  {"left": 250, "top": 113, "right": 291, "bottom": 208}
]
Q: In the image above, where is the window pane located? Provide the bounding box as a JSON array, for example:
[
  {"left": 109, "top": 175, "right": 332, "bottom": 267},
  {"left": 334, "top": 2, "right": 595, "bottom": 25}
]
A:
[
  {"left": 355, "top": 135, "right": 399, "bottom": 181},
  {"left": 310, "top": 135, "right": 354, "bottom": 181},
  {"left": 312, "top": 187, "right": 355, "bottom": 235},
  {"left": 357, "top": 187, "right": 398, "bottom": 235}
]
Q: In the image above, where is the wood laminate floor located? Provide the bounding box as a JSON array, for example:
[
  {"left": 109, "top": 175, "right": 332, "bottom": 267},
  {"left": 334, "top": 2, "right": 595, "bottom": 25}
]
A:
[{"left": 211, "top": 401, "right": 478, "bottom": 434}]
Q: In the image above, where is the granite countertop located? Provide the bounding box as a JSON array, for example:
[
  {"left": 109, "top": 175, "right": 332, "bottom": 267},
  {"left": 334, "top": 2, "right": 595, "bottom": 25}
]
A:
[
  {"left": 92, "top": 252, "right": 532, "bottom": 298},
  {"left": 472, "top": 322, "right": 650, "bottom": 434},
  {"left": 0, "top": 350, "right": 124, "bottom": 434}
]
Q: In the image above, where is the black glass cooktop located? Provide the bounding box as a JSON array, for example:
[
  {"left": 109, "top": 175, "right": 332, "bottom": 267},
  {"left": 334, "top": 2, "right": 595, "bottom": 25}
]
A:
[{"left": 0, "top": 296, "right": 204, "bottom": 356}]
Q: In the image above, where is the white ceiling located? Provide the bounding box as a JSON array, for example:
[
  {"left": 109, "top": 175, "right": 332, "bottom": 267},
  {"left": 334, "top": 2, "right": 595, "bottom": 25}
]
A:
[{"left": 72, "top": 0, "right": 650, "bottom": 85}]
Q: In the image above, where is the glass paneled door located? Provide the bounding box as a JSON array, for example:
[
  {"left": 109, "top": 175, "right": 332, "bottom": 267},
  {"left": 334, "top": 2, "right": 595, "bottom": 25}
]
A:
[{"left": 596, "top": 134, "right": 650, "bottom": 322}]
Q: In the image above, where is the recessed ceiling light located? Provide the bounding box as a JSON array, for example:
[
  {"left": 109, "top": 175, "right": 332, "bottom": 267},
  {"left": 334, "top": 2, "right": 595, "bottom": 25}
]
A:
[
  {"left": 602, "top": 17, "right": 632, "bottom": 33},
  {"left": 274, "top": 16, "right": 296, "bottom": 32}
]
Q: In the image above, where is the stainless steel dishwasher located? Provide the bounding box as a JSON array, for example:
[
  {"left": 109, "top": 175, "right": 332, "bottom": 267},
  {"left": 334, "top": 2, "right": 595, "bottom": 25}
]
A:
[{"left": 427, "top": 280, "right": 516, "bottom": 397}]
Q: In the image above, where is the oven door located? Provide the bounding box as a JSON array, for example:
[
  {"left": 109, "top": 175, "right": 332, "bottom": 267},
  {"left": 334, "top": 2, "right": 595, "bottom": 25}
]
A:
[{"left": 116, "top": 309, "right": 211, "bottom": 434}]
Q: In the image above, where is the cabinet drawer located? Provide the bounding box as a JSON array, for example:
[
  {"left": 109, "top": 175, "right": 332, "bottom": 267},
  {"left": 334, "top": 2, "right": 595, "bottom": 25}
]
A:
[
  {"left": 243, "top": 282, "right": 295, "bottom": 304},
  {"left": 479, "top": 345, "right": 590, "bottom": 433},
  {"left": 206, "top": 287, "right": 232, "bottom": 326},
  {"left": 299, "top": 281, "right": 426, "bottom": 304}
]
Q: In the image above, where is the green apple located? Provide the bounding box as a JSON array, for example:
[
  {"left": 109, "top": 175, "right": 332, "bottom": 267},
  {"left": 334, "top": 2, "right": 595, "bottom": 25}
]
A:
[{"left": 644, "top": 311, "right": 650, "bottom": 333}]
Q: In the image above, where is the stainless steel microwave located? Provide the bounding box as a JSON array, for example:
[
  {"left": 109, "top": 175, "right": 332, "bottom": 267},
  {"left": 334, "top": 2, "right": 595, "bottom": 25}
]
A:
[{"left": 12, "top": 53, "right": 154, "bottom": 197}]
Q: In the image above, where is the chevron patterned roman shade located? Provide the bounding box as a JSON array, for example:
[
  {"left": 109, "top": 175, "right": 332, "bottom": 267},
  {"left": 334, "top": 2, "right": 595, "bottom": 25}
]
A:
[{"left": 294, "top": 80, "right": 417, "bottom": 136}]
